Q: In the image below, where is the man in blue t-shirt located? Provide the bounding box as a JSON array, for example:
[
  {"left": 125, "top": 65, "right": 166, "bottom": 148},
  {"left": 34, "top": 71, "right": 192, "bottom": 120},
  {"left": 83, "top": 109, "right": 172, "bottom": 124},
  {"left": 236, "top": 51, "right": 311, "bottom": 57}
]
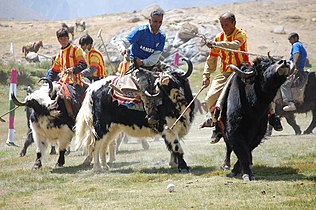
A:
[
  {"left": 118, "top": 9, "right": 166, "bottom": 126},
  {"left": 281, "top": 32, "right": 307, "bottom": 111}
]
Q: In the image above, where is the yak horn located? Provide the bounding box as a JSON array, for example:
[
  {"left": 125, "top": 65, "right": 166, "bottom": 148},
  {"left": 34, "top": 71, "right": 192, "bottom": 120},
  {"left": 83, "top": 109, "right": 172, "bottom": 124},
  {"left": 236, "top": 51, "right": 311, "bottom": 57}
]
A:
[
  {"left": 39, "top": 78, "right": 53, "bottom": 94},
  {"left": 144, "top": 90, "right": 160, "bottom": 97},
  {"left": 180, "top": 58, "right": 193, "bottom": 79},
  {"left": 227, "top": 64, "right": 255, "bottom": 78},
  {"left": 11, "top": 94, "right": 26, "bottom": 106}
]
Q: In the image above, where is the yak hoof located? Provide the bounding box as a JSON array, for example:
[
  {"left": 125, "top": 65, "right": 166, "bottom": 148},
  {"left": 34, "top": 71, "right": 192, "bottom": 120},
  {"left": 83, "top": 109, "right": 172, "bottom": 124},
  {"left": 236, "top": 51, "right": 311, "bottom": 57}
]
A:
[
  {"left": 54, "top": 163, "right": 64, "bottom": 168},
  {"left": 179, "top": 167, "right": 190, "bottom": 173},
  {"left": 242, "top": 174, "right": 255, "bottom": 181},
  {"left": 242, "top": 174, "right": 250, "bottom": 181},
  {"left": 221, "top": 164, "right": 230, "bottom": 170},
  {"left": 83, "top": 156, "right": 92, "bottom": 166},
  {"left": 94, "top": 167, "right": 105, "bottom": 174},
  {"left": 141, "top": 140, "right": 150, "bottom": 150},
  {"left": 49, "top": 146, "right": 57, "bottom": 155},
  {"left": 303, "top": 130, "right": 311, "bottom": 135},
  {"left": 20, "top": 151, "right": 26, "bottom": 157},
  {"left": 32, "top": 160, "right": 42, "bottom": 169},
  {"left": 65, "top": 150, "right": 71, "bottom": 156},
  {"left": 102, "top": 163, "right": 110, "bottom": 171},
  {"left": 228, "top": 172, "right": 238, "bottom": 178}
]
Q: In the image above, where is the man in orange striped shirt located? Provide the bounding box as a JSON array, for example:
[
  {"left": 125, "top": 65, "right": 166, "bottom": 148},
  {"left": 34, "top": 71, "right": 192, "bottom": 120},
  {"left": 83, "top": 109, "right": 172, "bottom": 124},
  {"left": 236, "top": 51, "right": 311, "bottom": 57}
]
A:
[
  {"left": 47, "top": 28, "right": 87, "bottom": 96},
  {"left": 200, "top": 12, "right": 250, "bottom": 142},
  {"left": 201, "top": 12, "right": 282, "bottom": 142},
  {"left": 79, "top": 34, "right": 106, "bottom": 82}
]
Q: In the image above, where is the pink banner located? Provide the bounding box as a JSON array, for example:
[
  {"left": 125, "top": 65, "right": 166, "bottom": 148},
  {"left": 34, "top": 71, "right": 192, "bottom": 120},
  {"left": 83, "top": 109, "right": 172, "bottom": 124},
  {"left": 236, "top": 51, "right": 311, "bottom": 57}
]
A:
[
  {"left": 10, "top": 68, "right": 17, "bottom": 84},
  {"left": 173, "top": 52, "right": 180, "bottom": 67}
]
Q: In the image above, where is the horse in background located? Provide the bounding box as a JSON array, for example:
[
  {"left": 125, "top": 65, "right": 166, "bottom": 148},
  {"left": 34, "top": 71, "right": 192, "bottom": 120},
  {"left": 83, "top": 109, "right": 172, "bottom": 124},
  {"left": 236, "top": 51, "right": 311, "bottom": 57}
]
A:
[
  {"left": 61, "top": 23, "right": 75, "bottom": 40},
  {"left": 75, "top": 20, "right": 86, "bottom": 32},
  {"left": 22, "top": 41, "right": 43, "bottom": 57}
]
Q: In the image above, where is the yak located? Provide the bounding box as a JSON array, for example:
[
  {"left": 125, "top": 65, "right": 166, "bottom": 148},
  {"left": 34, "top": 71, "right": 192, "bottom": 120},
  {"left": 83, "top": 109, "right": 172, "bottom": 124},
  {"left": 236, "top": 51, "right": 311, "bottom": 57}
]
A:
[
  {"left": 217, "top": 56, "right": 290, "bottom": 181},
  {"left": 268, "top": 71, "right": 316, "bottom": 135},
  {"left": 19, "top": 86, "right": 57, "bottom": 157},
  {"left": 12, "top": 79, "right": 81, "bottom": 169},
  {"left": 75, "top": 59, "right": 195, "bottom": 173}
]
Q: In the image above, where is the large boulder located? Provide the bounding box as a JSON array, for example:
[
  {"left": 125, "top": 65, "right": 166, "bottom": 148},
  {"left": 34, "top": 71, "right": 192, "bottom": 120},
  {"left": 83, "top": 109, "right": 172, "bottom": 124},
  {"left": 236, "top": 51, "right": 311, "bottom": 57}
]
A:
[
  {"left": 177, "top": 22, "right": 199, "bottom": 42},
  {"left": 140, "top": 5, "right": 163, "bottom": 20},
  {"left": 25, "top": 52, "right": 39, "bottom": 62}
]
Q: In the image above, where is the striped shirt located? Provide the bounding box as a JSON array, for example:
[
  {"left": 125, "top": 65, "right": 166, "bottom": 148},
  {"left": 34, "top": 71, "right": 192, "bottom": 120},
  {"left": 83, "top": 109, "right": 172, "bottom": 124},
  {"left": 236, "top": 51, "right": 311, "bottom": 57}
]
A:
[
  {"left": 86, "top": 47, "right": 106, "bottom": 78},
  {"left": 52, "top": 44, "right": 86, "bottom": 85},
  {"left": 210, "top": 27, "right": 249, "bottom": 73}
]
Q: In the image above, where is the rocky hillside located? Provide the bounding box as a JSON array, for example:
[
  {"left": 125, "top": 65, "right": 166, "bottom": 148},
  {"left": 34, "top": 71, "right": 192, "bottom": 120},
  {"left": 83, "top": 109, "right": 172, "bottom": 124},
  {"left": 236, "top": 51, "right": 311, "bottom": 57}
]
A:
[{"left": 0, "top": 0, "right": 315, "bottom": 69}]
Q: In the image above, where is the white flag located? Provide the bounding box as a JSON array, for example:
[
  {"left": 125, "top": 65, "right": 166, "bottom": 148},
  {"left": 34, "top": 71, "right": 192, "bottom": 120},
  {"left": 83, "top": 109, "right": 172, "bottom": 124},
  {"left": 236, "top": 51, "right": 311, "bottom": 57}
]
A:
[{"left": 9, "top": 43, "right": 14, "bottom": 55}]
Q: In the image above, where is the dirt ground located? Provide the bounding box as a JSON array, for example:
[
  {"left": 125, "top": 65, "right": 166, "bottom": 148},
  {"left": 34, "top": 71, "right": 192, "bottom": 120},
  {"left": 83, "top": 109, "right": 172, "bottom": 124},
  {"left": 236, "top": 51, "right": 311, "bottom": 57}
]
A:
[{"left": 0, "top": 0, "right": 315, "bottom": 65}]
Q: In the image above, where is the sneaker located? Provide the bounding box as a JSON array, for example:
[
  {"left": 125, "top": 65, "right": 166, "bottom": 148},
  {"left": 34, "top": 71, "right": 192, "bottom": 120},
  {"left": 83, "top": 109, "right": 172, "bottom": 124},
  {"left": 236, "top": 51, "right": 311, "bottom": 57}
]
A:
[
  {"left": 283, "top": 102, "right": 296, "bottom": 112},
  {"left": 6, "top": 142, "right": 18, "bottom": 147},
  {"left": 199, "top": 118, "right": 214, "bottom": 128},
  {"left": 269, "top": 114, "right": 283, "bottom": 131},
  {"left": 210, "top": 123, "right": 223, "bottom": 144}
]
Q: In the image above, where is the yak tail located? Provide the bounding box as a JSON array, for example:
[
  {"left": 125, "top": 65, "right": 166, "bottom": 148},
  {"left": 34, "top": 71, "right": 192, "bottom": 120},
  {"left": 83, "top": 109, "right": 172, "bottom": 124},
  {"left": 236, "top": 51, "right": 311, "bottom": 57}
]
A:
[
  {"left": 22, "top": 46, "right": 25, "bottom": 53},
  {"left": 74, "top": 89, "right": 98, "bottom": 155}
]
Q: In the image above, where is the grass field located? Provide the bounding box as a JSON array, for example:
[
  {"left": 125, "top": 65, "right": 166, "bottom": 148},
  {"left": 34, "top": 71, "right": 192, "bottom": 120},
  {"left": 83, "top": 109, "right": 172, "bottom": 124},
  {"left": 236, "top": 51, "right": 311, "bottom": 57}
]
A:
[{"left": 0, "top": 72, "right": 315, "bottom": 209}]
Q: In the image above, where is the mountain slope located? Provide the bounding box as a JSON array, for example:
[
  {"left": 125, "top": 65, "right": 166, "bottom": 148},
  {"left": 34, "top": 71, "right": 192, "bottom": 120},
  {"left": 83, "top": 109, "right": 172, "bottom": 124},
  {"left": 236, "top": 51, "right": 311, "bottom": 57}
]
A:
[{"left": 0, "top": 0, "right": 44, "bottom": 20}]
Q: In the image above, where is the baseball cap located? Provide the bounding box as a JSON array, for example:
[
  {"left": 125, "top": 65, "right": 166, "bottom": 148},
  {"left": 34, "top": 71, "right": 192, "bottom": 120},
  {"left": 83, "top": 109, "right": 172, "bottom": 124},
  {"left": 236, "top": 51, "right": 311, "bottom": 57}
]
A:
[{"left": 288, "top": 32, "right": 299, "bottom": 40}]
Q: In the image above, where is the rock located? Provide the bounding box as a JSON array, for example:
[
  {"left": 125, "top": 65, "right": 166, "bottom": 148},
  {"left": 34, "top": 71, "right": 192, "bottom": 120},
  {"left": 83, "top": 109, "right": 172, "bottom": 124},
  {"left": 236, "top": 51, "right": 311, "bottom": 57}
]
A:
[
  {"left": 271, "top": 25, "right": 286, "bottom": 34},
  {"left": 25, "top": 52, "right": 39, "bottom": 62},
  {"left": 127, "top": 16, "right": 141, "bottom": 23},
  {"left": 177, "top": 22, "right": 198, "bottom": 41},
  {"left": 140, "top": 5, "right": 162, "bottom": 20}
]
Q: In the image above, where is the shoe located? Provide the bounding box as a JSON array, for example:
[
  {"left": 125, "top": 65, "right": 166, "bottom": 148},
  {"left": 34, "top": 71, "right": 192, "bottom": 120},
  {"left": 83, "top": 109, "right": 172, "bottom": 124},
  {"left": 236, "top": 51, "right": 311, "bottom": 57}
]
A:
[
  {"left": 6, "top": 142, "right": 18, "bottom": 147},
  {"left": 283, "top": 102, "right": 296, "bottom": 112},
  {"left": 148, "top": 113, "right": 159, "bottom": 126},
  {"left": 210, "top": 123, "right": 223, "bottom": 144},
  {"left": 199, "top": 118, "right": 214, "bottom": 128},
  {"left": 269, "top": 114, "right": 283, "bottom": 131}
]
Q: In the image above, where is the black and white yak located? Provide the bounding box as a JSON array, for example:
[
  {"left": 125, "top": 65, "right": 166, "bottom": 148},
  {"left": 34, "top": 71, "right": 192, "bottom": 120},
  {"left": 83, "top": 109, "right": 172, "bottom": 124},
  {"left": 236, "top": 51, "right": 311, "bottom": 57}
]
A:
[
  {"left": 75, "top": 59, "right": 195, "bottom": 173},
  {"left": 218, "top": 57, "right": 290, "bottom": 181},
  {"left": 12, "top": 79, "right": 81, "bottom": 169}
]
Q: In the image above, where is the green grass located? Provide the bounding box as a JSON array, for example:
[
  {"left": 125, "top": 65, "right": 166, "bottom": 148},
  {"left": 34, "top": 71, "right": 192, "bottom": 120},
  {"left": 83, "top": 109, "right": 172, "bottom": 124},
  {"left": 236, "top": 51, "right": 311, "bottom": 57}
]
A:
[{"left": 0, "top": 66, "right": 315, "bottom": 209}]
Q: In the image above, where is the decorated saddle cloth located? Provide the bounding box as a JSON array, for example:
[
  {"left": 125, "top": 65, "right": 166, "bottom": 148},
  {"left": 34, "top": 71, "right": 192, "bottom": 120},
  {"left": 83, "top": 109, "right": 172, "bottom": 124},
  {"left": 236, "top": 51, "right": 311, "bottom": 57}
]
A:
[
  {"left": 110, "top": 75, "right": 144, "bottom": 111},
  {"left": 56, "top": 82, "right": 82, "bottom": 119}
]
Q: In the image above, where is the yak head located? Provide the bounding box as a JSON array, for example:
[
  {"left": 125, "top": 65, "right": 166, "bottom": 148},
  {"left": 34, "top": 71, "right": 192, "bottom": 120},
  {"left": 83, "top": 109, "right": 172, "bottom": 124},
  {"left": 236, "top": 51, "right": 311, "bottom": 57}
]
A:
[
  {"left": 227, "top": 56, "right": 290, "bottom": 91},
  {"left": 11, "top": 78, "right": 61, "bottom": 117},
  {"left": 154, "top": 59, "right": 193, "bottom": 103},
  {"left": 154, "top": 59, "right": 195, "bottom": 127}
]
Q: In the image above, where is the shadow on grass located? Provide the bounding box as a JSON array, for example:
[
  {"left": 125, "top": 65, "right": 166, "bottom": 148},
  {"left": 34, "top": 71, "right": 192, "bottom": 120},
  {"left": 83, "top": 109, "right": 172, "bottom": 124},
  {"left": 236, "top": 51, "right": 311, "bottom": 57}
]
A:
[
  {"left": 116, "top": 149, "right": 146, "bottom": 155},
  {"left": 241, "top": 165, "right": 315, "bottom": 181},
  {"left": 50, "top": 163, "right": 93, "bottom": 174},
  {"left": 50, "top": 163, "right": 218, "bottom": 175},
  {"left": 51, "top": 164, "right": 315, "bottom": 182}
]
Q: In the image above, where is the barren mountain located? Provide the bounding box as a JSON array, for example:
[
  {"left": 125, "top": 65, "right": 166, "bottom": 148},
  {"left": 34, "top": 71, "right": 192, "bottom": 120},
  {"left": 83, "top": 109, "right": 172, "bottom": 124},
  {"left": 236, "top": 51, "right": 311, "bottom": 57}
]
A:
[{"left": 0, "top": 0, "right": 315, "bottom": 66}]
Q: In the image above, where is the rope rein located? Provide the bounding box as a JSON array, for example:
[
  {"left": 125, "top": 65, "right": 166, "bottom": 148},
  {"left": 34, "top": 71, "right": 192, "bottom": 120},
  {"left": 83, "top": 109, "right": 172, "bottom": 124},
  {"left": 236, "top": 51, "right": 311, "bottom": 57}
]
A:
[
  {"left": 196, "top": 32, "right": 267, "bottom": 57},
  {"left": 180, "top": 28, "right": 272, "bottom": 57}
]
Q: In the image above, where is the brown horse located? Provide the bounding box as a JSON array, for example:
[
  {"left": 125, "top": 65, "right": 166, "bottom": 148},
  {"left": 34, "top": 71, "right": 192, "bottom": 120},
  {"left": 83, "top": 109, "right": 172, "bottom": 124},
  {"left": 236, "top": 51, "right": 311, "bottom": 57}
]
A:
[
  {"left": 61, "top": 23, "right": 75, "bottom": 40},
  {"left": 22, "top": 41, "right": 43, "bottom": 57}
]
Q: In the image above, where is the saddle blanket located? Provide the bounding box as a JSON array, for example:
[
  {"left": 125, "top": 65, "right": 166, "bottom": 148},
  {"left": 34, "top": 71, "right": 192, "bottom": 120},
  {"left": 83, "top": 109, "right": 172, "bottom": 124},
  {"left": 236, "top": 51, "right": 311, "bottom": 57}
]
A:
[{"left": 110, "top": 76, "right": 144, "bottom": 111}]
